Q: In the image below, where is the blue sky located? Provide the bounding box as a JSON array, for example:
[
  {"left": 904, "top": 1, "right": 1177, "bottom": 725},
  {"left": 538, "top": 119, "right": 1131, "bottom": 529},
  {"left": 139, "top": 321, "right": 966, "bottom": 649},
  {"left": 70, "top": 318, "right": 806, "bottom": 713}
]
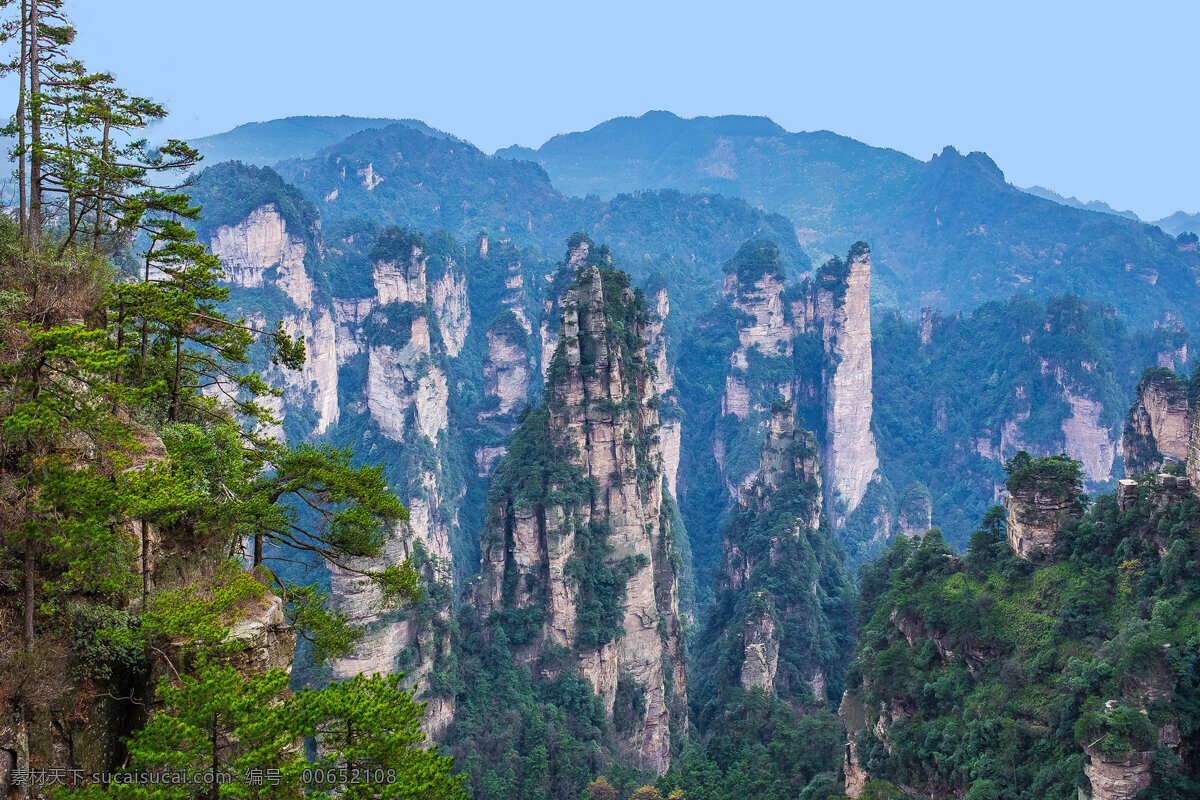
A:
[{"left": 70, "top": 0, "right": 1197, "bottom": 220}]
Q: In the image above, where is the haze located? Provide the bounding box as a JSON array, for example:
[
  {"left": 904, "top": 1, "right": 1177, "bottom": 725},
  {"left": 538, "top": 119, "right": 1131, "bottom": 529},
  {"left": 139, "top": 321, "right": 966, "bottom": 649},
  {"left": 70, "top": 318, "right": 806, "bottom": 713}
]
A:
[{"left": 70, "top": 0, "right": 1197, "bottom": 220}]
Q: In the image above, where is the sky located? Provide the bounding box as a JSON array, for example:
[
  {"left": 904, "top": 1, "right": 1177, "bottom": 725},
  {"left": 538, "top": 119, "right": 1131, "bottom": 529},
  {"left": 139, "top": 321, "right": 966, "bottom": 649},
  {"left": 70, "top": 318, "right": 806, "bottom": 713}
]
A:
[{"left": 67, "top": 0, "right": 1197, "bottom": 220}]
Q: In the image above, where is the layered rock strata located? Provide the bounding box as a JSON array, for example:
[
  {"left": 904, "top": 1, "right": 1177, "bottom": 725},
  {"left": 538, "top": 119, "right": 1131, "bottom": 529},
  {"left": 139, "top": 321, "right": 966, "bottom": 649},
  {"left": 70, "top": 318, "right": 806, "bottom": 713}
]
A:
[
  {"left": 1005, "top": 474, "right": 1083, "bottom": 559},
  {"left": 1124, "top": 369, "right": 1193, "bottom": 477},
  {"left": 814, "top": 243, "right": 880, "bottom": 517}
]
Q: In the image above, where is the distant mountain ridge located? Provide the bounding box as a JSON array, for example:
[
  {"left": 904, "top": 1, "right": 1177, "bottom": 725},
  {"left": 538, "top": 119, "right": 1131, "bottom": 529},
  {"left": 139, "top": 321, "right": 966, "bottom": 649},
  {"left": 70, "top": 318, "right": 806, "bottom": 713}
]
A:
[
  {"left": 1157, "top": 210, "right": 1200, "bottom": 237},
  {"left": 495, "top": 111, "right": 1200, "bottom": 327},
  {"left": 1020, "top": 184, "right": 1141, "bottom": 220},
  {"left": 190, "top": 115, "right": 452, "bottom": 167}
]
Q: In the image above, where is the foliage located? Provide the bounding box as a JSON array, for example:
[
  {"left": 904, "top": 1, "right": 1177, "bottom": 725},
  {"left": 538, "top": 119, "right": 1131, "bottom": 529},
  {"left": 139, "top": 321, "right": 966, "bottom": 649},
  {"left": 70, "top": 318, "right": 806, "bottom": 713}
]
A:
[
  {"left": 1003, "top": 451, "right": 1083, "bottom": 499},
  {"left": 870, "top": 293, "right": 1159, "bottom": 550},
  {"left": 841, "top": 483, "right": 1200, "bottom": 797},
  {"left": 722, "top": 239, "right": 784, "bottom": 285},
  {"left": 61, "top": 664, "right": 465, "bottom": 800}
]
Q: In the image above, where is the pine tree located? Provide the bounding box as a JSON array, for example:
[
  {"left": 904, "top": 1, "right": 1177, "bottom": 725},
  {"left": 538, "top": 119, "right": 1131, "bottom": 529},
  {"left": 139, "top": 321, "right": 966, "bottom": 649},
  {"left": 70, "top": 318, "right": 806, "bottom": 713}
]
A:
[{"left": 300, "top": 673, "right": 468, "bottom": 800}]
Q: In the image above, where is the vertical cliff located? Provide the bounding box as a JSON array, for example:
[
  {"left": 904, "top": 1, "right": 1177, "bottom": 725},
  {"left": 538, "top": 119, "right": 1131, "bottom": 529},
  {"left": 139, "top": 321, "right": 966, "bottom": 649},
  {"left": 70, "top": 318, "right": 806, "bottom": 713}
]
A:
[
  {"left": 815, "top": 243, "right": 880, "bottom": 520},
  {"left": 714, "top": 241, "right": 796, "bottom": 494},
  {"left": 208, "top": 202, "right": 340, "bottom": 440},
  {"left": 1124, "top": 368, "right": 1193, "bottom": 477},
  {"left": 328, "top": 229, "right": 463, "bottom": 737},
  {"left": 475, "top": 253, "right": 686, "bottom": 773},
  {"left": 645, "top": 286, "right": 682, "bottom": 497}
]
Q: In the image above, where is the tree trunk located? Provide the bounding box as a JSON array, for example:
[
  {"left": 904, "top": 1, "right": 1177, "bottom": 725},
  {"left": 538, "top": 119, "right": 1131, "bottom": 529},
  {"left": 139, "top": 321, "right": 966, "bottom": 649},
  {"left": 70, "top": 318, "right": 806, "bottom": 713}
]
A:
[
  {"left": 253, "top": 532, "right": 263, "bottom": 567},
  {"left": 141, "top": 518, "right": 150, "bottom": 608},
  {"left": 169, "top": 335, "right": 182, "bottom": 421},
  {"left": 93, "top": 113, "right": 110, "bottom": 250},
  {"left": 23, "top": 538, "right": 35, "bottom": 651},
  {"left": 16, "top": 0, "right": 28, "bottom": 236},
  {"left": 28, "top": 0, "right": 41, "bottom": 253}
]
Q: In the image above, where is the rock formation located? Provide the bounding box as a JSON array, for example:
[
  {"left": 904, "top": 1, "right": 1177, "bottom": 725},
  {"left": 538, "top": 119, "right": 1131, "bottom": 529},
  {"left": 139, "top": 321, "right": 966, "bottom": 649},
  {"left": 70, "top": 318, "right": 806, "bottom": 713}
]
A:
[
  {"left": 211, "top": 203, "right": 315, "bottom": 308},
  {"left": 706, "top": 241, "right": 884, "bottom": 556},
  {"left": 814, "top": 243, "right": 880, "bottom": 518},
  {"left": 645, "top": 286, "right": 682, "bottom": 497},
  {"left": 209, "top": 203, "right": 339, "bottom": 440},
  {"left": 1124, "top": 369, "right": 1193, "bottom": 476},
  {"left": 476, "top": 256, "right": 686, "bottom": 773},
  {"left": 480, "top": 314, "right": 532, "bottom": 419},
  {"left": 0, "top": 431, "right": 296, "bottom": 792},
  {"left": 1061, "top": 389, "right": 1117, "bottom": 482},
  {"left": 1005, "top": 459, "right": 1084, "bottom": 559},
  {"left": 693, "top": 402, "right": 853, "bottom": 711},
  {"left": 895, "top": 482, "right": 932, "bottom": 537}
]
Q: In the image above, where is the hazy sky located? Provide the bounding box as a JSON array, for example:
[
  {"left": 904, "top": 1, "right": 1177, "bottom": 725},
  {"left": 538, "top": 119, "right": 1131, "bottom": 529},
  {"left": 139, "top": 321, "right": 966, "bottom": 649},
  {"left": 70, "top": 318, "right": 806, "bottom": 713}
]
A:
[{"left": 68, "top": 0, "right": 1197, "bottom": 220}]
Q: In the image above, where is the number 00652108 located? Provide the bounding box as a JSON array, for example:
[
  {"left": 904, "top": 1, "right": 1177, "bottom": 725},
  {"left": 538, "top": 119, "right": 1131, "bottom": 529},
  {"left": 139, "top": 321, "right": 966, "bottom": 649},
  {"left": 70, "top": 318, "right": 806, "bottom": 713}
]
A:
[{"left": 302, "top": 768, "right": 398, "bottom": 785}]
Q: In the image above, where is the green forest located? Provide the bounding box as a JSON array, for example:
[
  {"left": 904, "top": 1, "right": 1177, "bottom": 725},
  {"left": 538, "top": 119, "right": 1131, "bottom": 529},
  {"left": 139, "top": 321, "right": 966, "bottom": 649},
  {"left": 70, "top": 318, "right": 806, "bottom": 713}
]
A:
[{"left": 3, "top": 3, "right": 1200, "bottom": 800}]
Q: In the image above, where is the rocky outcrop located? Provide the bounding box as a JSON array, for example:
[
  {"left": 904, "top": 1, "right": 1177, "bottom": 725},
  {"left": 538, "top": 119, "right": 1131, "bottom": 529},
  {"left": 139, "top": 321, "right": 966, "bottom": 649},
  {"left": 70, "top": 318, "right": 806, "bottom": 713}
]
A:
[
  {"left": 696, "top": 401, "right": 852, "bottom": 712},
  {"left": 430, "top": 264, "right": 470, "bottom": 357},
  {"left": 816, "top": 243, "right": 880, "bottom": 518},
  {"left": 896, "top": 483, "right": 932, "bottom": 538},
  {"left": 1079, "top": 667, "right": 1182, "bottom": 800},
  {"left": 373, "top": 240, "right": 428, "bottom": 306},
  {"left": 1189, "top": 411, "right": 1200, "bottom": 497},
  {"left": 1005, "top": 472, "right": 1083, "bottom": 559},
  {"left": 209, "top": 204, "right": 338, "bottom": 440},
  {"left": 739, "top": 606, "right": 779, "bottom": 692},
  {"left": 719, "top": 249, "right": 793, "bottom": 426},
  {"left": 366, "top": 314, "right": 450, "bottom": 445},
  {"left": 645, "top": 287, "right": 681, "bottom": 497},
  {"left": 477, "top": 257, "right": 686, "bottom": 773},
  {"left": 480, "top": 318, "right": 531, "bottom": 419},
  {"left": 840, "top": 692, "right": 871, "bottom": 797},
  {"left": 211, "top": 204, "right": 314, "bottom": 309},
  {"left": 1081, "top": 745, "right": 1154, "bottom": 800},
  {"left": 328, "top": 232, "right": 462, "bottom": 739},
  {"left": 0, "top": 431, "right": 296, "bottom": 795},
  {"left": 329, "top": 525, "right": 455, "bottom": 738},
  {"left": 1061, "top": 389, "right": 1116, "bottom": 482},
  {"left": 1124, "top": 369, "right": 1193, "bottom": 477}
]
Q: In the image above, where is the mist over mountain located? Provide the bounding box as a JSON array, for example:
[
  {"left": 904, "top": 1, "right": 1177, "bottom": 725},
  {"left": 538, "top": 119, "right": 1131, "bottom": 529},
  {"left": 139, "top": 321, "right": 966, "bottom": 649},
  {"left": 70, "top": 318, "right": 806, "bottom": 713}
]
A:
[
  {"left": 190, "top": 115, "right": 452, "bottom": 166},
  {"left": 497, "top": 111, "right": 1200, "bottom": 328}
]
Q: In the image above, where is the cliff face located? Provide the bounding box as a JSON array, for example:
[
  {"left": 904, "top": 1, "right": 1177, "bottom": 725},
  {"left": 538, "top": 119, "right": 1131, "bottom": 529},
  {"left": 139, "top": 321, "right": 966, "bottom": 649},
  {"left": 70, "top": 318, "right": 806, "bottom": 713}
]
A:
[
  {"left": 480, "top": 322, "right": 531, "bottom": 419},
  {"left": 1004, "top": 480, "right": 1083, "bottom": 559},
  {"left": 330, "top": 236, "right": 459, "bottom": 737},
  {"left": 474, "top": 239, "right": 538, "bottom": 476},
  {"left": 212, "top": 203, "right": 315, "bottom": 308},
  {"left": 365, "top": 314, "right": 450, "bottom": 445},
  {"left": 1124, "top": 369, "right": 1193, "bottom": 477},
  {"left": 715, "top": 246, "right": 794, "bottom": 494},
  {"left": 711, "top": 241, "right": 880, "bottom": 521},
  {"left": 645, "top": 287, "right": 681, "bottom": 497},
  {"left": 1061, "top": 388, "right": 1117, "bottom": 482},
  {"left": 476, "top": 258, "right": 686, "bottom": 773},
  {"left": 815, "top": 243, "right": 880, "bottom": 518},
  {"left": 209, "top": 204, "right": 339, "bottom": 439},
  {"left": 895, "top": 483, "right": 932, "bottom": 538},
  {"left": 0, "top": 432, "right": 296, "bottom": 794},
  {"left": 430, "top": 265, "right": 470, "bottom": 357}
]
